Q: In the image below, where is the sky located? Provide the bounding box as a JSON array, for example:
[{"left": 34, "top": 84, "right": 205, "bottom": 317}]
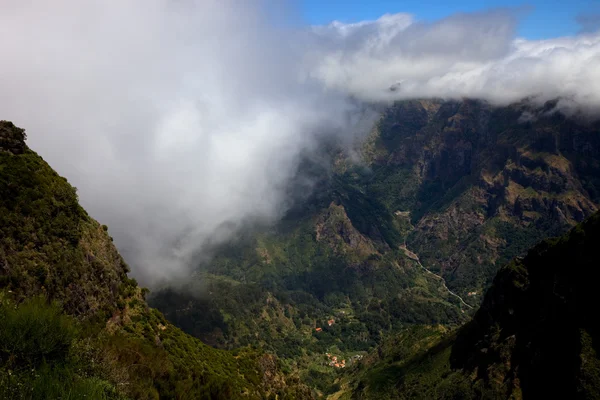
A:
[
  {"left": 301, "top": 0, "right": 600, "bottom": 39},
  {"left": 1, "top": 0, "right": 599, "bottom": 283}
]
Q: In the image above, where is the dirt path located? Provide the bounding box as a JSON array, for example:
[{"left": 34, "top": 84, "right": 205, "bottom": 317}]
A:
[{"left": 400, "top": 245, "right": 474, "bottom": 310}]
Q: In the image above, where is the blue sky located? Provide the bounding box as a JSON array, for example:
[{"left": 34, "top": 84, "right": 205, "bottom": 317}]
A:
[{"left": 300, "top": 0, "right": 600, "bottom": 39}]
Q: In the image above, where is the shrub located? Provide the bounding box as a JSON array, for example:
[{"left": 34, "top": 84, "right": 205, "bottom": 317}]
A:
[{"left": 0, "top": 297, "right": 78, "bottom": 363}]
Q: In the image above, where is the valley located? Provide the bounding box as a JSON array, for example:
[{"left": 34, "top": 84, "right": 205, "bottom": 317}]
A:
[
  {"left": 333, "top": 210, "right": 600, "bottom": 399},
  {"left": 2, "top": 2, "right": 600, "bottom": 398},
  {"left": 149, "top": 98, "right": 600, "bottom": 396},
  {"left": 401, "top": 245, "right": 474, "bottom": 310},
  {"left": 2, "top": 98, "right": 599, "bottom": 399}
]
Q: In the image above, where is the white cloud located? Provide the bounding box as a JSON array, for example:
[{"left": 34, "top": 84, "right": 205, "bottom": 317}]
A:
[
  {"left": 0, "top": 0, "right": 359, "bottom": 282},
  {"left": 310, "top": 10, "right": 600, "bottom": 110},
  {"left": 0, "top": 2, "right": 598, "bottom": 282}
]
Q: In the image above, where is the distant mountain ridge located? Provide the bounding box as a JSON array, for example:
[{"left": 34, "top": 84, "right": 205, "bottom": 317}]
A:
[{"left": 352, "top": 98, "right": 599, "bottom": 297}]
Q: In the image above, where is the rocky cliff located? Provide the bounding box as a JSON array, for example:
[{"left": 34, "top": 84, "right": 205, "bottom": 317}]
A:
[{"left": 355, "top": 99, "right": 599, "bottom": 299}]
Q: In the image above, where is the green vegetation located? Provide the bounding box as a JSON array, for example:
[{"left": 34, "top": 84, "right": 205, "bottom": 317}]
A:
[
  {"left": 0, "top": 121, "right": 309, "bottom": 399},
  {"left": 3, "top": 95, "right": 600, "bottom": 399},
  {"left": 0, "top": 120, "right": 132, "bottom": 318},
  {"left": 150, "top": 201, "right": 466, "bottom": 395},
  {"left": 336, "top": 211, "right": 600, "bottom": 399},
  {"left": 151, "top": 99, "right": 600, "bottom": 396},
  {"left": 0, "top": 296, "right": 121, "bottom": 400}
]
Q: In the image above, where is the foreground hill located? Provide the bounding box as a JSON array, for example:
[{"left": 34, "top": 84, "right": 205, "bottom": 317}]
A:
[
  {"left": 335, "top": 210, "right": 600, "bottom": 399},
  {"left": 0, "top": 121, "right": 310, "bottom": 399}
]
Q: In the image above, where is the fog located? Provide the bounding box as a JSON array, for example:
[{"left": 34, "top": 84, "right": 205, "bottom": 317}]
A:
[{"left": 1, "top": 1, "right": 598, "bottom": 282}]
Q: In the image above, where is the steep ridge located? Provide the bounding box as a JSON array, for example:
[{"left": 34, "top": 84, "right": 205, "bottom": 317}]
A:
[
  {"left": 0, "top": 121, "right": 310, "bottom": 399},
  {"left": 337, "top": 211, "right": 600, "bottom": 399}
]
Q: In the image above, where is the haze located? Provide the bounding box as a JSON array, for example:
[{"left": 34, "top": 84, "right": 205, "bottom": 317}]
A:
[{"left": 1, "top": 0, "right": 598, "bottom": 282}]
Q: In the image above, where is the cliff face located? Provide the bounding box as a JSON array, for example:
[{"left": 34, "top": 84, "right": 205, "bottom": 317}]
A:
[{"left": 358, "top": 99, "right": 600, "bottom": 298}]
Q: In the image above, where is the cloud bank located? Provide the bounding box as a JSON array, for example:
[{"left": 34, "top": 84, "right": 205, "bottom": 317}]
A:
[
  {"left": 311, "top": 10, "right": 600, "bottom": 109},
  {"left": 1, "top": 1, "right": 599, "bottom": 282}
]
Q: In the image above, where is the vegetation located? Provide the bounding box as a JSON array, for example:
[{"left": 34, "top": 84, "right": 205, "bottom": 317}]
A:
[
  {"left": 0, "top": 121, "right": 309, "bottom": 399},
  {"left": 149, "top": 99, "right": 600, "bottom": 397},
  {"left": 149, "top": 195, "right": 467, "bottom": 395},
  {"left": 0, "top": 121, "right": 132, "bottom": 318},
  {"left": 0, "top": 296, "right": 122, "bottom": 400},
  {"left": 360, "top": 99, "right": 599, "bottom": 298},
  {"left": 2, "top": 96, "right": 600, "bottom": 399},
  {"left": 335, "top": 211, "right": 600, "bottom": 399}
]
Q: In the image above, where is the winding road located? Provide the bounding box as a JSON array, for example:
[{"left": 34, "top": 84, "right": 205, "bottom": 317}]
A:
[{"left": 400, "top": 245, "right": 474, "bottom": 310}]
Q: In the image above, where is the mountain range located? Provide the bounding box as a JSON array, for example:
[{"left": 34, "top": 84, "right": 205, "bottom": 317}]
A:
[{"left": 1, "top": 97, "right": 600, "bottom": 399}]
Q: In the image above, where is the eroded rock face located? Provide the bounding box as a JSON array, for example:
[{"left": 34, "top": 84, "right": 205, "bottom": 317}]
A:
[
  {"left": 315, "top": 202, "right": 378, "bottom": 264},
  {"left": 363, "top": 99, "right": 600, "bottom": 297}
]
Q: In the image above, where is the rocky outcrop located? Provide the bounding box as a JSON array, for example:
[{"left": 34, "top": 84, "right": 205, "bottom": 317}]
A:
[
  {"left": 0, "top": 120, "right": 26, "bottom": 154},
  {"left": 315, "top": 202, "right": 378, "bottom": 264}
]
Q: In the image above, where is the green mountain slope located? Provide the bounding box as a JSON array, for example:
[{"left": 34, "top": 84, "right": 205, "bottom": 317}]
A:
[
  {"left": 0, "top": 121, "right": 310, "bottom": 399},
  {"left": 150, "top": 201, "right": 466, "bottom": 396},
  {"left": 336, "top": 211, "right": 600, "bottom": 399}
]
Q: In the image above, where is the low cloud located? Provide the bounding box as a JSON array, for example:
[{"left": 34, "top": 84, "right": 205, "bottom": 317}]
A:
[
  {"left": 0, "top": 1, "right": 598, "bottom": 282},
  {"left": 311, "top": 10, "right": 600, "bottom": 109}
]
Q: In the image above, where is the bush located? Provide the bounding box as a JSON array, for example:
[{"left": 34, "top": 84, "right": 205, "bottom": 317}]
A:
[{"left": 0, "top": 297, "right": 77, "bottom": 363}]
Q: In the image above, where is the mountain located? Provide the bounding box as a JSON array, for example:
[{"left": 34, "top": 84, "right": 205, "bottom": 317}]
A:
[
  {"left": 352, "top": 98, "right": 599, "bottom": 298},
  {"left": 336, "top": 210, "right": 600, "bottom": 399},
  {"left": 4, "top": 95, "right": 597, "bottom": 398},
  {"left": 149, "top": 98, "right": 600, "bottom": 395},
  {"left": 150, "top": 203, "right": 466, "bottom": 396},
  {"left": 0, "top": 121, "right": 310, "bottom": 399}
]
